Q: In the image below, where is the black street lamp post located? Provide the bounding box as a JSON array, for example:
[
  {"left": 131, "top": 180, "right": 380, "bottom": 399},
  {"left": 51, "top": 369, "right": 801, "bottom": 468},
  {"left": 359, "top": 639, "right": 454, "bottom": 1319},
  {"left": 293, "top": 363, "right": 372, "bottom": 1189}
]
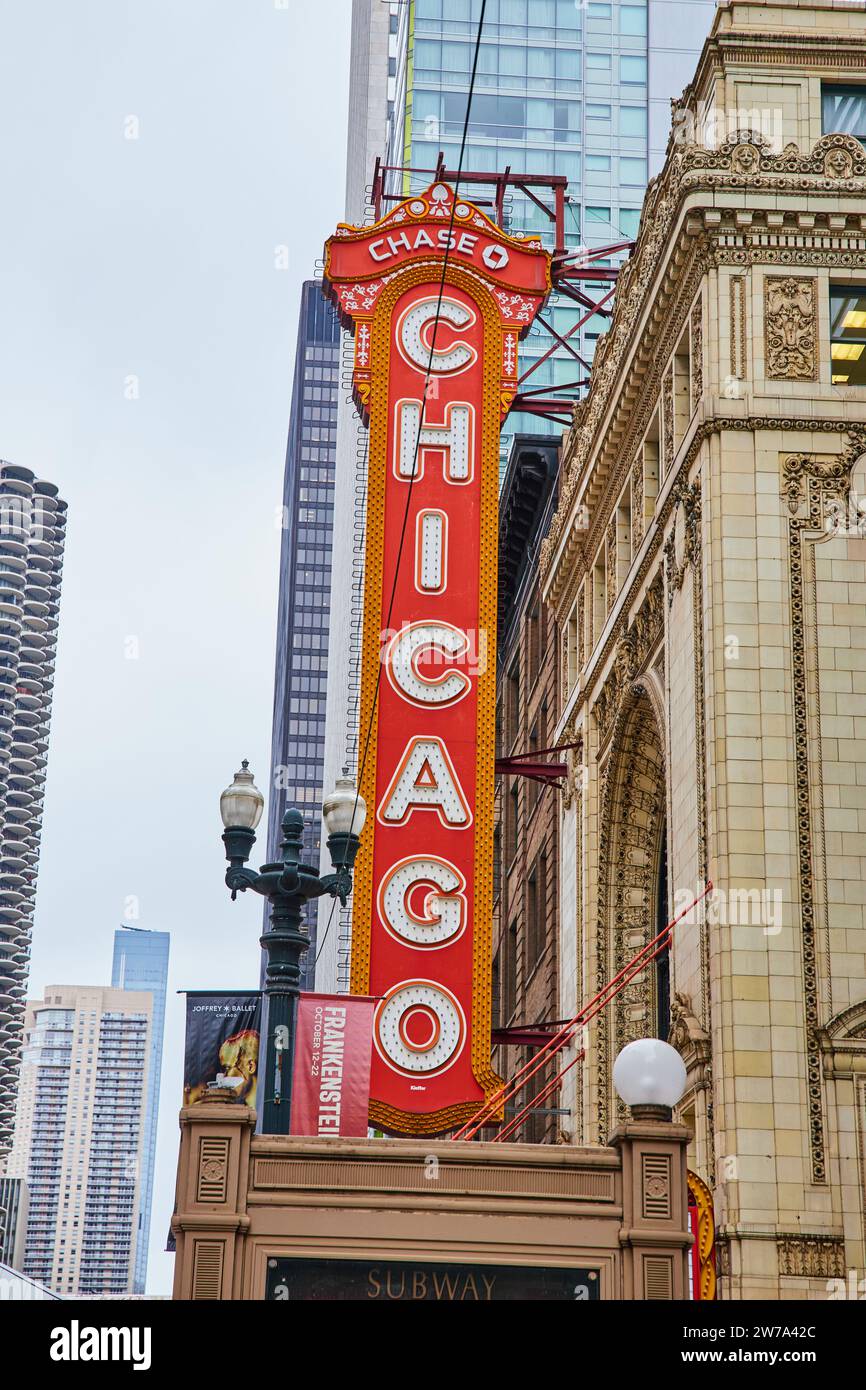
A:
[{"left": 219, "top": 761, "right": 366, "bottom": 1135}]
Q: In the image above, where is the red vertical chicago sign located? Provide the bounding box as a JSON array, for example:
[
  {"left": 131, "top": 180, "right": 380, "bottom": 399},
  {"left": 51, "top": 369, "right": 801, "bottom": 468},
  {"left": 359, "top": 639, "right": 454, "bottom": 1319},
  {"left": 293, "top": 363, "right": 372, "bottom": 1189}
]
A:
[{"left": 324, "top": 183, "right": 550, "bottom": 1134}]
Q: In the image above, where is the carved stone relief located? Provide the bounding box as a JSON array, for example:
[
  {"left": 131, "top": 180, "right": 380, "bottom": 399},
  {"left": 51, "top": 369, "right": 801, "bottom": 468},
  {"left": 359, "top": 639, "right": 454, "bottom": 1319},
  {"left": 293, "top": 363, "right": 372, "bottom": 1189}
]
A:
[{"left": 765, "top": 276, "right": 817, "bottom": 380}]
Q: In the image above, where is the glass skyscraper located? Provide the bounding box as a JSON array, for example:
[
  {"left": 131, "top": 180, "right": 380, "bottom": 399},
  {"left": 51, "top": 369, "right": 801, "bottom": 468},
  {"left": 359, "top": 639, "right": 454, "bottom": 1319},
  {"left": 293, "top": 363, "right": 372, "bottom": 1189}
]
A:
[
  {"left": 266, "top": 280, "right": 340, "bottom": 987},
  {"left": 385, "top": 0, "right": 715, "bottom": 457},
  {"left": 111, "top": 925, "right": 169, "bottom": 1294}
]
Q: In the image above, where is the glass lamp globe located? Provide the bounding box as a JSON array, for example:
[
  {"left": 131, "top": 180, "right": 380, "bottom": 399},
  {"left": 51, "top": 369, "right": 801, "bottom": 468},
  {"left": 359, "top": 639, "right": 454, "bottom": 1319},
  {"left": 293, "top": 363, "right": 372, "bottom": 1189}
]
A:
[
  {"left": 613, "top": 1038, "right": 687, "bottom": 1110},
  {"left": 219, "top": 760, "right": 264, "bottom": 831},
  {"left": 323, "top": 767, "right": 366, "bottom": 838}
]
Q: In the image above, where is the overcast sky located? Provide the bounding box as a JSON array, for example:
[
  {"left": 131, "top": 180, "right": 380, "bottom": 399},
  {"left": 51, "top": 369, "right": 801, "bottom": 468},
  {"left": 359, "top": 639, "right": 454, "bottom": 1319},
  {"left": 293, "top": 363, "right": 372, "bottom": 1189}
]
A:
[{"left": 0, "top": 0, "right": 352, "bottom": 1295}]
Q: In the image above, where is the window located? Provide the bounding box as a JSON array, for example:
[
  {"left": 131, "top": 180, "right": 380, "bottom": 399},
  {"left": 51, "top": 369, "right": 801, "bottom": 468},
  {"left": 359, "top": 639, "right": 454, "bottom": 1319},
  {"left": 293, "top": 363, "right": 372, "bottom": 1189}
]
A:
[
  {"left": 526, "top": 723, "right": 539, "bottom": 813},
  {"left": 621, "top": 4, "right": 648, "bottom": 36},
  {"left": 620, "top": 55, "right": 647, "bottom": 85},
  {"left": 592, "top": 552, "right": 607, "bottom": 646},
  {"left": 673, "top": 332, "right": 692, "bottom": 440},
  {"left": 587, "top": 51, "right": 611, "bottom": 70},
  {"left": 620, "top": 105, "right": 647, "bottom": 138},
  {"left": 553, "top": 99, "right": 581, "bottom": 141},
  {"left": 507, "top": 661, "right": 520, "bottom": 747},
  {"left": 529, "top": 47, "right": 555, "bottom": 82},
  {"left": 619, "top": 208, "right": 641, "bottom": 237},
  {"left": 508, "top": 783, "right": 519, "bottom": 864},
  {"left": 830, "top": 286, "right": 866, "bottom": 385},
  {"left": 615, "top": 491, "right": 632, "bottom": 588},
  {"left": 585, "top": 205, "right": 610, "bottom": 224},
  {"left": 505, "top": 921, "right": 518, "bottom": 1022},
  {"left": 566, "top": 599, "right": 580, "bottom": 693},
  {"left": 586, "top": 154, "right": 611, "bottom": 171},
  {"left": 526, "top": 866, "right": 540, "bottom": 969},
  {"left": 554, "top": 48, "right": 581, "bottom": 85},
  {"left": 527, "top": 607, "right": 540, "bottom": 687},
  {"left": 620, "top": 156, "right": 647, "bottom": 186},
  {"left": 588, "top": 2, "right": 612, "bottom": 16},
  {"left": 444, "top": 91, "right": 525, "bottom": 138},
  {"left": 822, "top": 85, "right": 866, "bottom": 142}
]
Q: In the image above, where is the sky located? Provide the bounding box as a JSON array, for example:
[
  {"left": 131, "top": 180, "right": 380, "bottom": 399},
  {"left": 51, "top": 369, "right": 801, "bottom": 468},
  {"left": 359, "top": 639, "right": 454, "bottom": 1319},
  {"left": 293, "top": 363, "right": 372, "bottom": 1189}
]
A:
[{"left": 0, "top": 0, "right": 352, "bottom": 1296}]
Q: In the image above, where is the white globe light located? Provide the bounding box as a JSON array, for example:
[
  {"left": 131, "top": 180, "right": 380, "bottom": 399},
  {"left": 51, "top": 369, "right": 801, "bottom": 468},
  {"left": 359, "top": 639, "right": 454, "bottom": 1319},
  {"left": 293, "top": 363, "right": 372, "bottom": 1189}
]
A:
[
  {"left": 613, "top": 1038, "right": 687, "bottom": 1109},
  {"left": 322, "top": 768, "right": 367, "bottom": 839},
  {"left": 219, "top": 760, "right": 264, "bottom": 831}
]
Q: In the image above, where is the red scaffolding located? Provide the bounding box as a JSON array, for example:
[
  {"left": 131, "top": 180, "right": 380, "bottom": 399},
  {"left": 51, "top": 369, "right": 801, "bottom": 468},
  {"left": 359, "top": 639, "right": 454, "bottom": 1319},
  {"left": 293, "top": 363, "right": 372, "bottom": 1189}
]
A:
[{"left": 370, "top": 155, "right": 633, "bottom": 422}]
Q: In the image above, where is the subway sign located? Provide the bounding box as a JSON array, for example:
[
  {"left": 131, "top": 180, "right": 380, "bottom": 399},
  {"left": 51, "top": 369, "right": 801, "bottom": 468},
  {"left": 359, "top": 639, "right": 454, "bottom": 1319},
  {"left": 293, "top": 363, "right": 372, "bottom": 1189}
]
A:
[
  {"left": 324, "top": 184, "right": 550, "bottom": 1135},
  {"left": 267, "top": 1257, "right": 600, "bottom": 1302}
]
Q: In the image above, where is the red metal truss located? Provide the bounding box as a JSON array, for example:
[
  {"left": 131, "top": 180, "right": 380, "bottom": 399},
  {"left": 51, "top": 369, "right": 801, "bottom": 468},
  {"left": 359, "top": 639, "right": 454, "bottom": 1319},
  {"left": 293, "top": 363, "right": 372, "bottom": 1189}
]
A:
[
  {"left": 494, "top": 739, "right": 581, "bottom": 786},
  {"left": 451, "top": 881, "right": 714, "bottom": 1143},
  {"left": 369, "top": 157, "right": 633, "bottom": 421}
]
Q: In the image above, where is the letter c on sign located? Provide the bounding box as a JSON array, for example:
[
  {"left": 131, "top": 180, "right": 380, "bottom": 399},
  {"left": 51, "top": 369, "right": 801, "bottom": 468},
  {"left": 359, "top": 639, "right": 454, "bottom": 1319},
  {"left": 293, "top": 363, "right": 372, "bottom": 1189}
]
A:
[
  {"left": 385, "top": 621, "right": 471, "bottom": 708},
  {"left": 397, "top": 297, "right": 477, "bottom": 375}
]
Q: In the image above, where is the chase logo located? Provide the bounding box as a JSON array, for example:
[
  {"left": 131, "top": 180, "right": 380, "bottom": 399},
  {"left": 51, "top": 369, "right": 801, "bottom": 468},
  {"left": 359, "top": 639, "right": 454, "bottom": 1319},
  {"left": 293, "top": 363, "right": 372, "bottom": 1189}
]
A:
[{"left": 50, "top": 1321, "right": 151, "bottom": 1372}]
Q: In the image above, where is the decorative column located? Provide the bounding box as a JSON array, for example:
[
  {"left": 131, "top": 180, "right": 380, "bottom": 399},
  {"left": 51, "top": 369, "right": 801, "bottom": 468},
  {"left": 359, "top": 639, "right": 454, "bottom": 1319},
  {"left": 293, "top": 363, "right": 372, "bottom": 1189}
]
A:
[{"left": 171, "top": 1097, "right": 254, "bottom": 1301}]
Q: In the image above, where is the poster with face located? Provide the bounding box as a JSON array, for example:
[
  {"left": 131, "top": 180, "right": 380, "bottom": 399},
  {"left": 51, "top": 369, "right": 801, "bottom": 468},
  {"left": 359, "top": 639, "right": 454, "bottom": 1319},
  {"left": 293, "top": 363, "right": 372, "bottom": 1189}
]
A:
[{"left": 182, "top": 992, "right": 262, "bottom": 1111}]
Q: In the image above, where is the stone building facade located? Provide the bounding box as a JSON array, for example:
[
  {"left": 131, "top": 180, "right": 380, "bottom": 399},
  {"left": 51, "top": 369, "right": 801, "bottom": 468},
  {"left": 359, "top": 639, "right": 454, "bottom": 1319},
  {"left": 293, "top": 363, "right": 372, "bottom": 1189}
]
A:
[
  {"left": 541, "top": 0, "right": 866, "bottom": 1298},
  {"left": 493, "top": 437, "right": 561, "bottom": 1143}
]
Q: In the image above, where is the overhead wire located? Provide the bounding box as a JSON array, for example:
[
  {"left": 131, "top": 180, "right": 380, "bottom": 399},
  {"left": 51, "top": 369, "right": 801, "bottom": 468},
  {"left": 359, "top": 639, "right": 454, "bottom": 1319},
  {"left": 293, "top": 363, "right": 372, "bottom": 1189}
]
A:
[{"left": 314, "top": 0, "right": 489, "bottom": 968}]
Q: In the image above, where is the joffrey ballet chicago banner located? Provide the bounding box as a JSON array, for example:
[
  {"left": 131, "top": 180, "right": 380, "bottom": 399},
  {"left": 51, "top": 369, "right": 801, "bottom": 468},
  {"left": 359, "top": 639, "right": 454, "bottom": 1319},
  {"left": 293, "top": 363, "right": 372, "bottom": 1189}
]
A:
[
  {"left": 182, "top": 991, "right": 261, "bottom": 1112},
  {"left": 290, "top": 993, "right": 376, "bottom": 1138},
  {"left": 324, "top": 183, "right": 550, "bottom": 1134}
]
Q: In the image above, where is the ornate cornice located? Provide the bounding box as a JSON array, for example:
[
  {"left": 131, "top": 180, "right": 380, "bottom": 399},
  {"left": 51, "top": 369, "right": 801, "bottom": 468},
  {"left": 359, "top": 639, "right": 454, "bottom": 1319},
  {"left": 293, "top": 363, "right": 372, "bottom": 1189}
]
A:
[
  {"left": 540, "top": 130, "right": 866, "bottom": 598},
  {"left": 777, "top": 1234, "right": 845, "bottom": 1280}
]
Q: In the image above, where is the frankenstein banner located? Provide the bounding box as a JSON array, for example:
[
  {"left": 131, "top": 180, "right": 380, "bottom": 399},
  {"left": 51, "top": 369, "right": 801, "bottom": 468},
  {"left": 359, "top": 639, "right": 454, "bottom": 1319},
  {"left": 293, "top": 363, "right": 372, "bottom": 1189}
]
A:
[
  {"left": 183, "top": 991, "right": 261, "bottom": 1111},
  {"left": 291, "top": 993, "right": 377, "bottom": 1138}
]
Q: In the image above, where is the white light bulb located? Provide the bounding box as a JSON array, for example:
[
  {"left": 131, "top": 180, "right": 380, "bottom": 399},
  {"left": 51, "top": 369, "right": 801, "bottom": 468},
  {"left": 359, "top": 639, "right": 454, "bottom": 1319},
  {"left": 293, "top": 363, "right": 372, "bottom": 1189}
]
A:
[{"left": 613, "top": 1038, "right": 687, "bottom": 1109}]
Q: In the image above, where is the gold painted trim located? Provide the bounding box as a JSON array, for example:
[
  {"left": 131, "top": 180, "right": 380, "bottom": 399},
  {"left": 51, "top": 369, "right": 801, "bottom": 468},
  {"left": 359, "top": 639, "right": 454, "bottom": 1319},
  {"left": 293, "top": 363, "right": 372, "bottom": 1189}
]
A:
[{"left": 687, "top": 1170, "right": 716, "bottom": 1300}]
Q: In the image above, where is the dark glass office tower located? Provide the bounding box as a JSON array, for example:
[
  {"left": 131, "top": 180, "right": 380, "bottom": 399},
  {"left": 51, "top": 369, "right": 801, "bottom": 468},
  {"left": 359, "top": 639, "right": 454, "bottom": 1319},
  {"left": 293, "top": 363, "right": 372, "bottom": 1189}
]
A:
[
  {"left": 111, "top": 926, "right": 169, "bottom": 1294},
  {"left": 266, "top": 281, "right": 340, "bottom": 988}
]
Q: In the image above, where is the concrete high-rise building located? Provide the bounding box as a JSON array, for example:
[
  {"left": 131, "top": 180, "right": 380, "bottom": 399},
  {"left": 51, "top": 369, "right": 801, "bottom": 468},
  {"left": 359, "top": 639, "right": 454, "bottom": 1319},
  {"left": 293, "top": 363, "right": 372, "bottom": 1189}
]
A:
[
  {"left": 266, "top": 281, "right": 341, "bottom": 985},
  {"left": 315, "top": 1, "right": 397, "bottom": 992},
  {"left": 0, "top": 463, "right": 67, "bottom": 1163},
  {"left": 7, "top": 985, "right": 152, "bottom": 1297},
  {"left": 111, "top": 926, "right": 169, "bottom": 1293},
  {"left": 0, "top": 1174, "right": 28, "bottom": 1268}
]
